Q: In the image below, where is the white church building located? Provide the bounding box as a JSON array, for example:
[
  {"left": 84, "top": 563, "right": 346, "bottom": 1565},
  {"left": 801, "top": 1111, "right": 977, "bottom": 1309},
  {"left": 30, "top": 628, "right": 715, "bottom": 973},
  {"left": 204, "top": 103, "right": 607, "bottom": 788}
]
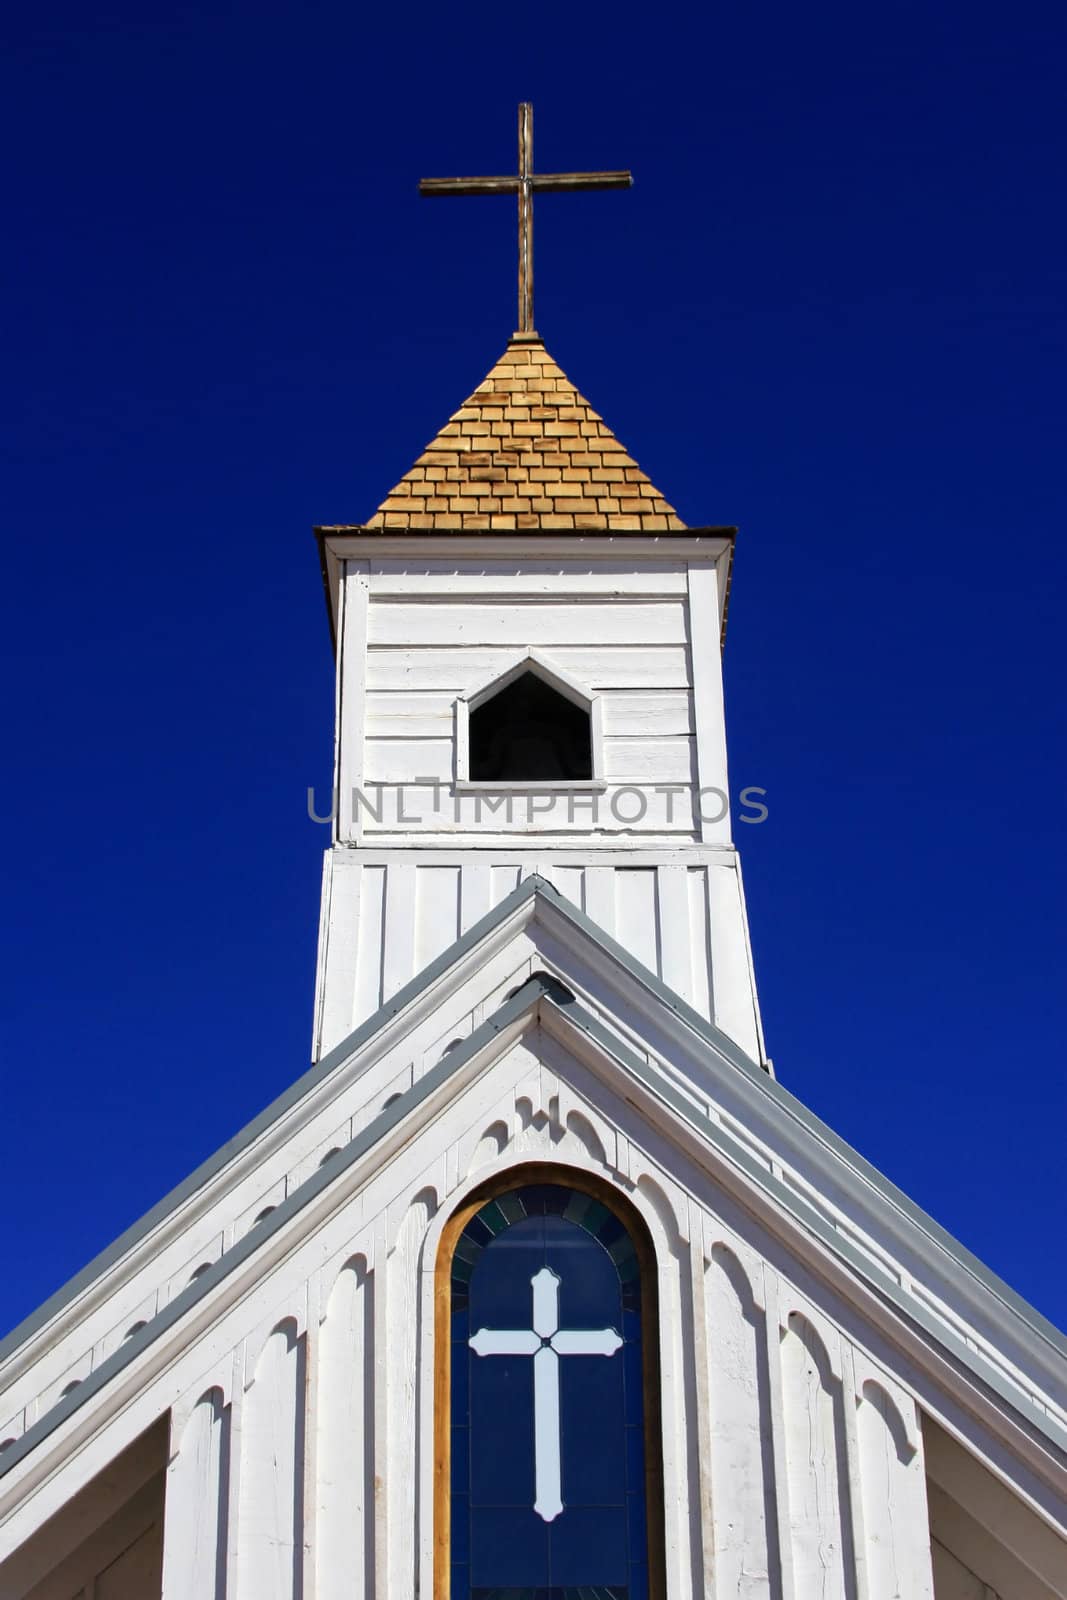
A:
[{"left": 1, "top": 208, "right": 1065, "bottom": 1598}]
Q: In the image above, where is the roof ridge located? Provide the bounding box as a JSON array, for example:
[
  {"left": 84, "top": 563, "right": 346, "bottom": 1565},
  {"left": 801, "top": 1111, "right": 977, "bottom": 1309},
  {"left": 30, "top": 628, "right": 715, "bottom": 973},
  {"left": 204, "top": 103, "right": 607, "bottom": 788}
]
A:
[{"left": 366, "top": 335, "right": 686, "bottom": 533}]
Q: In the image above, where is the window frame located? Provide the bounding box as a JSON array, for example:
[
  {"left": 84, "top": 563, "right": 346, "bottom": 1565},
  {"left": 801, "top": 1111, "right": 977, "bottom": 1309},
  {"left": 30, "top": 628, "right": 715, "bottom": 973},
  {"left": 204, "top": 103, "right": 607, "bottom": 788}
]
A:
[
  {"left": 453, "top": 649, "right": 606, "bottom": 792},
  {"left": 433, "top": 1162, "right": 665, "bottom": 1600}
]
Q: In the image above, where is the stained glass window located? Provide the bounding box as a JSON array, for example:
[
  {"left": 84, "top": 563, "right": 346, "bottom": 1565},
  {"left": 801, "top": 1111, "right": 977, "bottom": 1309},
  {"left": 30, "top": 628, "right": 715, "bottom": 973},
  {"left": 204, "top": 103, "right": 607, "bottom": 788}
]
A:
[{"left": 447, "top": 1181, "right": 653, "bottom": 1600}]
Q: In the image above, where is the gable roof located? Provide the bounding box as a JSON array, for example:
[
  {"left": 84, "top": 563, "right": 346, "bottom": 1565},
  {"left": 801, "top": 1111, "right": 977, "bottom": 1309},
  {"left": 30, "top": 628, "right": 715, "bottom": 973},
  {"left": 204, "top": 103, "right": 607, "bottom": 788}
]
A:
[
  {"left": 361, "top": 333, "right": 686, "bottom": 533},
  {"left": 2, "top": 878, "right": 1065, "bottom": 1500}
]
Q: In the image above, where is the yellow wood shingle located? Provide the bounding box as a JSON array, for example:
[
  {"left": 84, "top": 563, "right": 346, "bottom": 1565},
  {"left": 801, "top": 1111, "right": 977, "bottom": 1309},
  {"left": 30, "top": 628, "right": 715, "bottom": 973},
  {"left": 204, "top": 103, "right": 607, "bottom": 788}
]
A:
[{"left": 365, "top": 335, "right": 686, "bottom": 532}]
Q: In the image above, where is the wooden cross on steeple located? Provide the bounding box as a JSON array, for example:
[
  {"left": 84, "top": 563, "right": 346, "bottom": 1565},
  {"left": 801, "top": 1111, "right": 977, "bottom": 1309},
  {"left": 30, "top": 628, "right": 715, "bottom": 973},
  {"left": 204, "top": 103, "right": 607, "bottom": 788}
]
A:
[{"left": 419, "top": 103, "right": 632, "bottom": 334}]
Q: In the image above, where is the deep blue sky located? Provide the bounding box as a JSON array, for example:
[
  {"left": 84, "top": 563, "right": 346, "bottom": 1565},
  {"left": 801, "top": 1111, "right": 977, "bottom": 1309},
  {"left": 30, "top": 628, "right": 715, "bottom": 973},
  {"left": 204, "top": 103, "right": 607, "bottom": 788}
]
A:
[{"left": 2, "top": 0, "right": 1065, "bottom": 1342}]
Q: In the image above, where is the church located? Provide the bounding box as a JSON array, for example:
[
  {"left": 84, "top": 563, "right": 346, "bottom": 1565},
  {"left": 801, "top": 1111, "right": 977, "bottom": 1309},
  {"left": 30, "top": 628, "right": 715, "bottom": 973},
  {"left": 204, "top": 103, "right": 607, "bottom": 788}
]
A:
[{"left": 1, "top": 106, "right": 1065, "bottom": 1600}]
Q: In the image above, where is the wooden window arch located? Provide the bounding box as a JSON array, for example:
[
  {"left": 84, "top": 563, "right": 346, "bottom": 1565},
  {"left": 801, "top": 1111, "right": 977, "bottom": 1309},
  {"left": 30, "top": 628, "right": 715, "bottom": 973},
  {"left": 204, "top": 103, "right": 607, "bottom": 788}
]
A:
[{"left": 435, "top": 1164, "right": 665, "bottom": 1600}]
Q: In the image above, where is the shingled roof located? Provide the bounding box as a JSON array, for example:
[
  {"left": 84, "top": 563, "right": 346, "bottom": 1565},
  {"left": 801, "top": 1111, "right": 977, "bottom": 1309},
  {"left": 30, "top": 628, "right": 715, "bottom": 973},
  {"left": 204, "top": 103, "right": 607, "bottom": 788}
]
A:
[{"left": 365, "top": 332, "right": 685, "bottom": 532}]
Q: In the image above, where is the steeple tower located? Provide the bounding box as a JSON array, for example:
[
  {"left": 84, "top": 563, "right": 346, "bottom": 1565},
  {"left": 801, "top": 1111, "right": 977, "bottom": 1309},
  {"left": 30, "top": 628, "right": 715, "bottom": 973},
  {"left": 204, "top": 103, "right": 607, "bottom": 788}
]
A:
[{"left": 312, "top": 328, "right": 763, "bottom": 1067}]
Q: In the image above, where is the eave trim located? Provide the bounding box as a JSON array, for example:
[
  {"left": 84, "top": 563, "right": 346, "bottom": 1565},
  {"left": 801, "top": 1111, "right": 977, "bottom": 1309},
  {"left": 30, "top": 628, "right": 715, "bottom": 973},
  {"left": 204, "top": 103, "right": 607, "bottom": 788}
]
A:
[
  {"left": 0, "top": 971, "right": 568, "bottom": 1482},
  {"left": 0, "top": 876, "right": 550, "bottom": 1369}
]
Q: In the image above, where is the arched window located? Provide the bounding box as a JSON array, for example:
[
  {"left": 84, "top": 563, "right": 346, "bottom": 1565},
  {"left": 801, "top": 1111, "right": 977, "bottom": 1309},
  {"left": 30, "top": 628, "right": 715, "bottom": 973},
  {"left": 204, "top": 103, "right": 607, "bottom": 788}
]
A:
[{"left": 436, "top": 1170, "right": 663, "bottom": 1600}]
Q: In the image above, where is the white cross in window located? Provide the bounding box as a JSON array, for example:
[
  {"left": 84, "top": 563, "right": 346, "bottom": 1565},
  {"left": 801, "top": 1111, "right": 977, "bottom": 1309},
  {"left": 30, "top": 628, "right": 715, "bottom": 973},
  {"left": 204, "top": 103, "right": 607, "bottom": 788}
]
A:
[{"left": 469, "top": 1265, "right": 623, "bottom": 1521}]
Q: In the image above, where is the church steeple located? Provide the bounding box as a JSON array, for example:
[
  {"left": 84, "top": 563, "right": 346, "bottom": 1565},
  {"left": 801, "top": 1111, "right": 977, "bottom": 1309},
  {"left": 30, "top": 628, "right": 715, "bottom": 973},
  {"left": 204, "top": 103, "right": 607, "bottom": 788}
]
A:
[
  {"left": 309, "top": 103, "right": 761, "bottom": 1066},
  {"left": 361, "top": 105, "right": 677, "bottom": 535},
  {"left": 312, "top": 323, "right": 758, "bottom": 1066}
]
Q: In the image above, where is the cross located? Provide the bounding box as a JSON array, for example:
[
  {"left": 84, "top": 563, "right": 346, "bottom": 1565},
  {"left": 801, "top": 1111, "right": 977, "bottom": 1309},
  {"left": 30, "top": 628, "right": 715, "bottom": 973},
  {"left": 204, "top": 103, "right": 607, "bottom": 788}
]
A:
[
  {"left": 469, "top": 1265, "right": 623, "bottom": 1521},
  {"left": 419, "top": 102, "right": 632, "bottom": 335}
]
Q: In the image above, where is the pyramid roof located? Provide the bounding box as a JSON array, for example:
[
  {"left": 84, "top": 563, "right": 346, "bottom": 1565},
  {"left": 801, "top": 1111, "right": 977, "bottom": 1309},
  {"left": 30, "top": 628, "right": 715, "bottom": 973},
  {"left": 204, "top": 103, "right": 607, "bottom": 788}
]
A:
[{"left": 365, "top": 333, "right": 685, "bottom": 532}]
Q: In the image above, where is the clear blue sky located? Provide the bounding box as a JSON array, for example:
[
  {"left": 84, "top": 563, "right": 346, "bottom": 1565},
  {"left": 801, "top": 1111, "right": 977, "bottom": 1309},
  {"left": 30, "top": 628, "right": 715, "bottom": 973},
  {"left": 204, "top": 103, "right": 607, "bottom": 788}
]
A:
[{"left": 2, "top": 0, "right": 1065, "bottom": 1340}]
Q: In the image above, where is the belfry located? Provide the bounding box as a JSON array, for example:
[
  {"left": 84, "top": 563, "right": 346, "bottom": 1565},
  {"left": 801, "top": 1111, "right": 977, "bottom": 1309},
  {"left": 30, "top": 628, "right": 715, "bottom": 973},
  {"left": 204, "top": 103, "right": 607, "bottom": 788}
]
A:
[{"left": 1, "top": 105, "right": 1065, "bottom": 1600}]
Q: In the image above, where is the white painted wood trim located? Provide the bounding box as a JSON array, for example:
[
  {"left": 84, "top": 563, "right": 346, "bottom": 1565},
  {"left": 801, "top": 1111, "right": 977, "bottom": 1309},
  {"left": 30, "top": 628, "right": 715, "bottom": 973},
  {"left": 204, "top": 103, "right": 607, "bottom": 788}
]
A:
[
  {"left": 367, "top": 644, "right": 692, "bottom": 694},
  {"left": 340, "top": 846, "right": 738, "bottom": 866},
  {"left": 842, "top": 1356, "right": 874, "bottom": 1600},
  {"left": 313, "top": 853, "right": 365, "bottom": 1063},
  {"left": 381, "top": 863, "right": 416, "bottom": 1002},
  {"left": 367, "top": 599, "right": 686, "bottom": 650},
  {"left": 344, "top": 833, "right": 697, "bottom": 848},
  {"left": 450, "top": 780, "right": 609, "bottom": 794},
  {"left": 590, "top": 694, "right": 605, "bottom": 784},
  {"left": 452, "top": 647, "right": 605, "bottom": 786},
  {"left": 371, "top": 1223, "right": 389, "bottom": 1600},
  {"left": 583, "top": 866, "right": 616, "bottom": 937},
  {"left": 311, "top": 850, "right": 333, "bottom": 1064},
  {"left": 459, "top": 863, "right": 491, "bottom": 932},
  {"left": 319, "top": 537, "right": 735, "bottom": 646},
  {"left": 686, "top": 1233, "right": 717, "bottom": 1599},
  {"left": 687, "top": 562, "right": 732, "bottom": 845},
  {"left": 330, "top": 568, "right": 347, "bottom": 846},
  {"left": 368, "top": 561, "right": 690, "bottom": 597},
  {"left": 222, "top": 1375, "right": 244, "bottom": 1600},
  {"left": 656, "top": 864, "right": 692, "bottom": 1004},
  {"left": 323, "top": 534, "right": 732, "bottom": 562},
  {"left": 763, "top": 1272, "right": 798, "bottom": 1600},
  {"left": 337, "top": 561, "right": 370, "bottom": 844},
  {"left": 464, "top": 647, "right": 597, "bottom": 713},
  {"left": 160, "top": 1402, "right": 199, "bottom": 1599},
  {"left": 714, "top": 543, "right": 733, "bottom": 644},
  {"left": 733, "top": 856, "right": 770, "bottom": 1071}
]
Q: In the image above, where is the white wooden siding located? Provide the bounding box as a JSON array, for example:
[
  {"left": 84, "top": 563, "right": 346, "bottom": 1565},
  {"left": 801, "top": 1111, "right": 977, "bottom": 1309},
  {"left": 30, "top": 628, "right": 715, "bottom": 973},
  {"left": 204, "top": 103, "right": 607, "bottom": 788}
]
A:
[
  {"left": 138, "top": 1043, "right": 943, "bottom": 1600},
  {"left": 362, "top": 734, "right": 696, "bottom": 784},
  {"left": 367, "top": 559, "right": 689, "bottom": 597},
  {"left": 313, "top": 850, "right": 762, "bottom": 1063},
  {"left": 781, "top": 1312, "right": 853, "bottom": 1597},
  {"left": 365, "top": 645, "right": 691, "bottom": 691},
  {"left": 704, "top": 1245, "right": 779, "bottom": 1597},
  {"left": 363, "top": 689, "right": 695, "bottom": 739},
  {"left": 351, "top": 786, "right": 697, "bottom": 837},
  {"left": 161, "top": 1391, "right": 226, "bottom": 1598},
  {"left": 234, "top": 1321, "right": 304, "bottom": 1600},
  {"left": 315, "top": 1261, "right": 372, "bottom": 1599},
  {"left": 337, "top": 558, "right": 730, "bottom": 845},
  {"left": 366, "top": 598, "right": 687, "bottom": 648}
]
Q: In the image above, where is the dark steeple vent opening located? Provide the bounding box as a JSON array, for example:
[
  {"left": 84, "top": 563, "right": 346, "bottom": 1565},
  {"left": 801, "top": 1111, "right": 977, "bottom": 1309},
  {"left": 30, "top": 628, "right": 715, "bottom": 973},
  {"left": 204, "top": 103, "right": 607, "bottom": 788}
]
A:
[{"left": 469, "top": 671, "right": 592, "bottom": 782}]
